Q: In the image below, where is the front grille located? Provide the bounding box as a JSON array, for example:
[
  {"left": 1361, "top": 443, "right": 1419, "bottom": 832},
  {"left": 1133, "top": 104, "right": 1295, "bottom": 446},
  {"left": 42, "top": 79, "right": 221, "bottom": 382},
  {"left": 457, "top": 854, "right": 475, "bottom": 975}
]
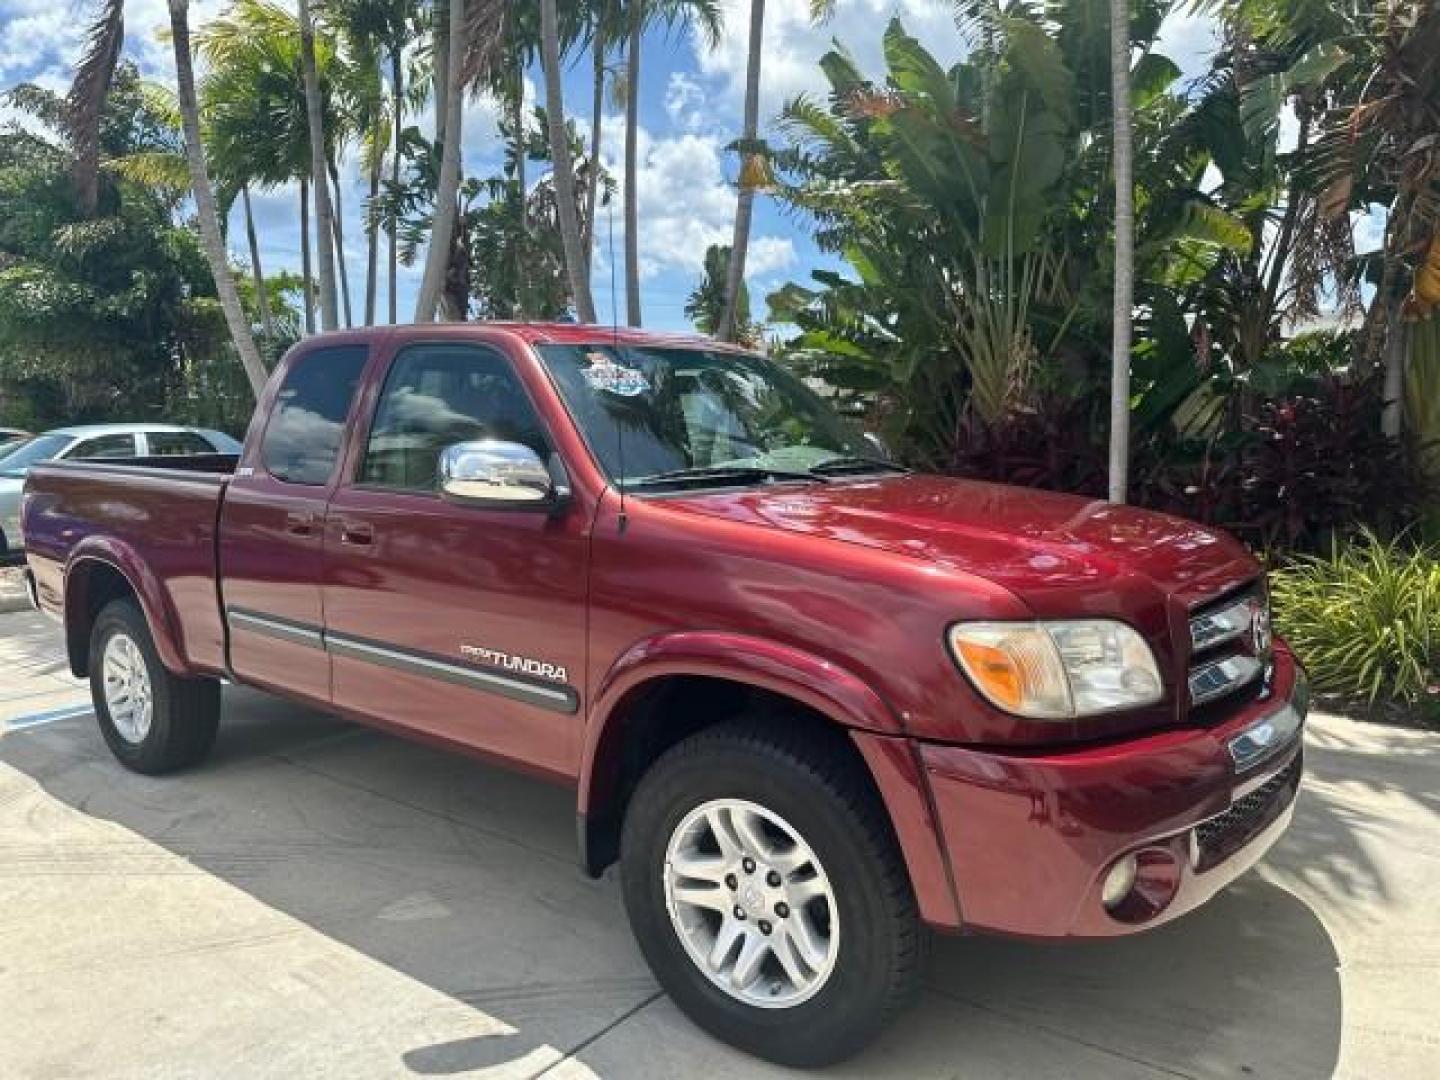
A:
[
  {"left": 1186, "top": 583, "right": 1272, "bottom": 711},
  {"left": 1193, "top": 753, "right": 1301, "bottom": 871}
]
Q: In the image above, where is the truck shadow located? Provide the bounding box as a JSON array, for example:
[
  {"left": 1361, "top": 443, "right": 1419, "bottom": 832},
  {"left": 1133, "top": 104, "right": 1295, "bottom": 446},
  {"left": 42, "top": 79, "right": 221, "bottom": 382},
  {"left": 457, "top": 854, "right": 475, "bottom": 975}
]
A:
[{"left": 3, "top": 686, "right": 1344, "bottom": 1078}]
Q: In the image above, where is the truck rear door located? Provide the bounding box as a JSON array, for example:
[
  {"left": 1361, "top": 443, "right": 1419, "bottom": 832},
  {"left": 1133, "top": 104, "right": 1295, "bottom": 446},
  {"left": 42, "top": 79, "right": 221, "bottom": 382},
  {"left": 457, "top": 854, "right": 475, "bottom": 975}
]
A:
[
  {"left": 319, "top": 338, "right": 588, "bottom": 779},
  {"left": 218, "top": 343, "right": 370, "bottom": 706}
]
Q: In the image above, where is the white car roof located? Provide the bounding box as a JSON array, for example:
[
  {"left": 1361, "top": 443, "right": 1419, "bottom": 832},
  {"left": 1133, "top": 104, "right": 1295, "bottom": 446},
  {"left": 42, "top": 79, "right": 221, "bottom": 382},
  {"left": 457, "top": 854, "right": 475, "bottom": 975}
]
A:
[{"left": 45, "top": 423, "right": 200, "bottom": 438}]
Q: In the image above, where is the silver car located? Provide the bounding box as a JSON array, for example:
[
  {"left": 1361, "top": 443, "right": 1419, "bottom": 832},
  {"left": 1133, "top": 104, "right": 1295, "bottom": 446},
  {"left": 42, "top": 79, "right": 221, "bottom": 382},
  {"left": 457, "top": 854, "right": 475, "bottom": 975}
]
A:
[{"left": 0, "top": 423, "right": 241, "bottom": 557}]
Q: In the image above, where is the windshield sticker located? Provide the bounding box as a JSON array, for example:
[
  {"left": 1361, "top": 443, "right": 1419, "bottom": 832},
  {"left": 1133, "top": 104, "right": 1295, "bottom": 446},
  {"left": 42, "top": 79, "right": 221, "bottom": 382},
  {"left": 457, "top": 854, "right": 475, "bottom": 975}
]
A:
[{"left": 582, "top": 352, "right": 650, "bottom": 397}]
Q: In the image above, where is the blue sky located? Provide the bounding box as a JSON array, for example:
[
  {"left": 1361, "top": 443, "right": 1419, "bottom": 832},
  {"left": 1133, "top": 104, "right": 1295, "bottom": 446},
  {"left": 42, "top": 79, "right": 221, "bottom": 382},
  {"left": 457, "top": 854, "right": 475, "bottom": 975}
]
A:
[{"left": 0, "top": 1, "right": 1225, "bottom": 332}]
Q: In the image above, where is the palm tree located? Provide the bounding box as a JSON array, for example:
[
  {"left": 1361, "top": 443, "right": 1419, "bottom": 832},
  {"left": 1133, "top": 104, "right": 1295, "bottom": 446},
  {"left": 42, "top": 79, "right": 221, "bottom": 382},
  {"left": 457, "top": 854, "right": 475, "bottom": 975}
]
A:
[
  {"left": 67, "top": 0, "right": 125, "bottom": 216},
  {"left": 1106, "top": 0, "right": 1134, "bottom": 503},
  {"left": 414, "top": 0, "right": 466, "bottom": 320},
  {"left": 617, "top": 0, "right": 721, "bottom": 327},
  {"left": 166, "top": 0, "right": 267, "bottom": 396},
  {"left": 716, "top": 0, "right": 766, "bottom": 342},
  {"left": 298, "top": 0, "right": 340, "bottom": 330},
  {"left": 540, "top": 0, "right": 598, "bottom": 322}
]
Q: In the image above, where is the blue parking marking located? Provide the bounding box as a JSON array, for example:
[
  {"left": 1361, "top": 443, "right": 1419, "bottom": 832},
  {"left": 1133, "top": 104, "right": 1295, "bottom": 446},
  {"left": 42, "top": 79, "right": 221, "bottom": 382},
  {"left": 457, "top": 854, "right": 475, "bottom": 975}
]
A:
[{"left": 6, "top": 702, "right": 93, "bottom": 731}]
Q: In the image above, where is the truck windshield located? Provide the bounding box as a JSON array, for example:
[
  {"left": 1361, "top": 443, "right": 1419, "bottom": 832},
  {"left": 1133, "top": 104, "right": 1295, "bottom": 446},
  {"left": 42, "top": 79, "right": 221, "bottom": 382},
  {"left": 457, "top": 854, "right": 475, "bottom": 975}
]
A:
[
  {"left": 0, "top": 433, "right": 71, "bottom": 478},
  {"left": 536, "top": 345, "right": 877, "bottom": 490}
]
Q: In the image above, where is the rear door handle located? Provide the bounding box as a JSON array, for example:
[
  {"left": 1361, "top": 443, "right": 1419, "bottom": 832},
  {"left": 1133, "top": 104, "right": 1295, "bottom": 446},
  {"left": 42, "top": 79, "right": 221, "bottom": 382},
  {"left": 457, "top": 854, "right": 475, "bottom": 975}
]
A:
[
  {"left": 285, "top": 511, "right": 317, "bottom": 537},
  {"left": 339, "top": 520, "right": 374, "bottom": 546}
]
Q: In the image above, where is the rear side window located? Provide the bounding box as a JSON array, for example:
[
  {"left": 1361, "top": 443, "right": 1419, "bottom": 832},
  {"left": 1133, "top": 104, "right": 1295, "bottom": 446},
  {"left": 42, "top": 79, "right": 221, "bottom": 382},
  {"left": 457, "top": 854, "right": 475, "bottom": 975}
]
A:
[
  {"left": 147, "top": 431, "right": 214, "bottom": 456},
  {"left": 68, "top": 434, "right": 137, "bottom": 459},
  {"left": 261, "top": 346, "right": 368, "bottom": 485},
  {"left": 359, "top": 344, "right": 547, "bottom": 492}
]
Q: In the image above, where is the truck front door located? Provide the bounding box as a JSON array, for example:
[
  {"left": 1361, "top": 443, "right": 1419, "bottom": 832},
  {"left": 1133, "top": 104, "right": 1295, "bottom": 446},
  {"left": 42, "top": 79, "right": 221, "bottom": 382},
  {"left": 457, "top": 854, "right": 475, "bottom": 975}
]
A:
[
  {"left": 321, "top": 340, "right": 589, "bottom": 779},
  {"left": 219, "top": 344, "right": 370, "bottom": 706}
]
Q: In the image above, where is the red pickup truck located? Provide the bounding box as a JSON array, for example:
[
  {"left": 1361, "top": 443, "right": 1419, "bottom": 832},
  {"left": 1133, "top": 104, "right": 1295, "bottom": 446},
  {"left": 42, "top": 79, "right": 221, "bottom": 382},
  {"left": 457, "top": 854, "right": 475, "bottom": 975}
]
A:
[{"left": 21, "top": 324, "right": 1307, "bottom": 1065}]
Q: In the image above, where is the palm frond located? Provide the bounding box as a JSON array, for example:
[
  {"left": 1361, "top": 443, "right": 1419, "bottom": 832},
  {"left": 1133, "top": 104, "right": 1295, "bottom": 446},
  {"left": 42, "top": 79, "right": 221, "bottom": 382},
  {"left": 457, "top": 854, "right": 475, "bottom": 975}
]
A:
[{"left": 67, "top": 0, "right": 125, "bottom": 215}]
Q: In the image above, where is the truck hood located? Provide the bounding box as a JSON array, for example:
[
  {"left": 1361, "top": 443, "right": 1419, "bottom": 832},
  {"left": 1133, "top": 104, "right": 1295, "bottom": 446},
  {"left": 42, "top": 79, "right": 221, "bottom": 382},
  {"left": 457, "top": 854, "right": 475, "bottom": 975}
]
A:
[{"left": 656, "top": 474, "right": 1258, "bottom": 614}]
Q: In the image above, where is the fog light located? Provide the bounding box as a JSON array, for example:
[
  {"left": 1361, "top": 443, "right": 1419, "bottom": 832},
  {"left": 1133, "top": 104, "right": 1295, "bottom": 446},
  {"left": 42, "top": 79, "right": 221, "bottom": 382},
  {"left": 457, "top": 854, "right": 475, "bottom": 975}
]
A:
[{"left": 1101, "top": 854, "right": 1139, "bottom": 910}]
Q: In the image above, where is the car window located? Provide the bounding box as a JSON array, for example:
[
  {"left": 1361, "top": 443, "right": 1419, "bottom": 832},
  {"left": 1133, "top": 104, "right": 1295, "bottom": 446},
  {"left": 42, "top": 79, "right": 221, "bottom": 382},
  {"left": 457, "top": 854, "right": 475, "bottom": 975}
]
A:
[
  {"left": 67, "top": 434, "right": 137, "bottom": 459},
  {"left": 261, "top": 346, "right": 368, "bottom": 485},
  {"left": 0, "top": 433, "right": 70, "bottom": 477},
  {"left": 359, "top": 344, "right": 547, "bottom": 492},
  {"left": 147, "top": 431, "right": 216, "bottom": 456}
]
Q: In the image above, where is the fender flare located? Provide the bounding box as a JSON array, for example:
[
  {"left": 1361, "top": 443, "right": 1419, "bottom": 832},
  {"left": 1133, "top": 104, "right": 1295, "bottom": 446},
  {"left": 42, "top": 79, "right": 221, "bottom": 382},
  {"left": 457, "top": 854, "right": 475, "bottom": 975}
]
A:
[
  {"left": 63, "top": 538, "right": 189, "bottom": 677},
  {"left": 578, "top": 630, "right": 903, "bottom": 819}
]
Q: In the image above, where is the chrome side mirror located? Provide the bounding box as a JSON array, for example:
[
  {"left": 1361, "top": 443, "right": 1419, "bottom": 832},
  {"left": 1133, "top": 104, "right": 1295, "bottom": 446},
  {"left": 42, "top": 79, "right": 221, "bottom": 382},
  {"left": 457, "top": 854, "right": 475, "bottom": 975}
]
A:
[{"left": 438, "top": 440, "right": 563, "bottom": 509}]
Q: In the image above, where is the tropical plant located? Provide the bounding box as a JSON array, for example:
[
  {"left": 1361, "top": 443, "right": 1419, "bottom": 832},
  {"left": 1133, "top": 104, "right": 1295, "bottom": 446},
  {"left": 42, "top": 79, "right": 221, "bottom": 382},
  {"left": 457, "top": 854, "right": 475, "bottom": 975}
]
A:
[
  {"left": 297, "top": 0, "right": 340, "bottom": 329},
  {"left": 540, "top": 0, "right": 598, "bottom": 322},
  {"left": 1106, "top": 0, "right": 1133, "bottom": 501},
  {"left": 1271, "top": 530, "right": 1440, "bottom": 706},
  {"left": 716, "top": 0, "right": 766, "bottom": 342},
  {"left": 414, "top": 0, "right": 466, "bottom": 321},
  {"left": 687, "top": 243, "right": 761, "bottom": 345},
  {"left": 612, "top": 0, "right": 722, "bottom": 326},
  {"left": 0, "top": 66, "right": 256, "bottom": 425},
  {"left": 68, "top": 0, "right": 126, "bottom": 216},
  {"left": 166, "top": 0, "right": 266, "bottom": 395}
]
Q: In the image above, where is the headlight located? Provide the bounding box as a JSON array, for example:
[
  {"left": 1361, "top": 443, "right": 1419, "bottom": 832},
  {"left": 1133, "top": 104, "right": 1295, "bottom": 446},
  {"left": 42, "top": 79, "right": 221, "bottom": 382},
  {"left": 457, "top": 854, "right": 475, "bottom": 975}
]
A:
[{"left": 947, "top": 620, "right": 1164, "bottom": 719}]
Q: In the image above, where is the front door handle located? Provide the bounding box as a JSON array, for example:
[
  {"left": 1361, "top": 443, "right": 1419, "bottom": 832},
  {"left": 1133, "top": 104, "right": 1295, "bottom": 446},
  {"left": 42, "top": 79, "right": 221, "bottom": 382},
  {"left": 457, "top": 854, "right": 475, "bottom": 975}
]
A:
[
  {"left": 285, "top": 511, "right": 317, "bottom": 537},
  {"left": 339, "top": 520, "right": 375, "bottom": 546}
]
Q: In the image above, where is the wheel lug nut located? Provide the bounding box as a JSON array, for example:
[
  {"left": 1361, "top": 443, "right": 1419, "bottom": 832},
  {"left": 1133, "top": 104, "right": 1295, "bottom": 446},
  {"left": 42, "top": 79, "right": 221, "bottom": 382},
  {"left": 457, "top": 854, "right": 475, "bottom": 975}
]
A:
[
  {"left": 733, "top": 906, "right": 746, "bottom": 920},
  {"left": 742, "top": 857, "right": 756, "bottom": 873},
  {"left": 758, "top": 920, "right": 772, "bottom": 935},
  {"left": 775, "top": 902, "right": 790, "bottom": 918},
  {"left": 725, "top": 874, "right": 738, "bottom": 889},
  {"left": 766, "top": 871, "right": 781, "bottom": 887}
]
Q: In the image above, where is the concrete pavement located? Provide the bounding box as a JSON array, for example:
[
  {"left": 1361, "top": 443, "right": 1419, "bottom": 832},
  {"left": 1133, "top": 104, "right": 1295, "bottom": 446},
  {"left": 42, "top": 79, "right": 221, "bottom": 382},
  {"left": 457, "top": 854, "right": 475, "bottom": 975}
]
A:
[{"left": 0, "top": 607, "right": 1436, "bottom": 1079}]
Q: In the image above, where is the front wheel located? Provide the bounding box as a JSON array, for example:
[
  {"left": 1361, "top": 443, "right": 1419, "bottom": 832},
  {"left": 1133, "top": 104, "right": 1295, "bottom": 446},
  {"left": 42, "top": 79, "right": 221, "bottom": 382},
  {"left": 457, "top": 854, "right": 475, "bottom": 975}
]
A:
[
  {"left": 89, "top": 599, "right": 220, "bottom": 774},
  {"left": 620, "top": 721, "right": 922, "bottom": 1066}
]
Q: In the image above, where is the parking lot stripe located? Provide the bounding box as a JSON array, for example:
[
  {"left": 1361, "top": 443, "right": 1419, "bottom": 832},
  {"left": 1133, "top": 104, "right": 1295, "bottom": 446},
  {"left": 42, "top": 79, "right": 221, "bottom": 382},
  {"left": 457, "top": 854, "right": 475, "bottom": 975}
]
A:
[{"left": 5, "top": 702, "right": 93, "bottom": 731}]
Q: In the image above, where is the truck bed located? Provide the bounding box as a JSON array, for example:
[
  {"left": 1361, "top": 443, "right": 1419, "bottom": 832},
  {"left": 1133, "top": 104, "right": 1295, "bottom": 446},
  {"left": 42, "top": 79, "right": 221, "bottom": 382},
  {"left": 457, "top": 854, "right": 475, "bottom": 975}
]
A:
[{"left": 23, "top": 455, "right": 238, "bottom": 676}]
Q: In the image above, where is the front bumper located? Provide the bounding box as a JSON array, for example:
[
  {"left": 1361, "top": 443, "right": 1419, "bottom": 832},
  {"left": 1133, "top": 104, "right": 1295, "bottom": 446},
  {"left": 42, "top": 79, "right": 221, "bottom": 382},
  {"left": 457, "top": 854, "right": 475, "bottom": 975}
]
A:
[{"left": 917, "top": 645, "right": 1307, "bottom": 938}]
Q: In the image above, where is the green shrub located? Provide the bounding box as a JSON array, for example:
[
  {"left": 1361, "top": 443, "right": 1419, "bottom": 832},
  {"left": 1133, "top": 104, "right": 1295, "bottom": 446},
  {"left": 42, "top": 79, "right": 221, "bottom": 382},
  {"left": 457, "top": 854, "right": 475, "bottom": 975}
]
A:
[{"left": 1271, "top": 531, "right": 1440, "bottom": 707}]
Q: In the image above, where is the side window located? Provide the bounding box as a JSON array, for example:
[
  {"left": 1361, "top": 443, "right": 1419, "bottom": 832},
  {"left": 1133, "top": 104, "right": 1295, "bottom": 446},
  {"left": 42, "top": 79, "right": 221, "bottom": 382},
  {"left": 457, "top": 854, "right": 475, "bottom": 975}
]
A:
[
  {"left": 261, "top": 346, "right": 368, "bottom": 485},
  {"left": 147, "top": 431, "right": 214, "bottom": 456},
  {"left": 359, "top": 344, "right": 547, "bottom": 492},
  {"left": 68, "top": 434, "right": 137, "bottom": 459}
]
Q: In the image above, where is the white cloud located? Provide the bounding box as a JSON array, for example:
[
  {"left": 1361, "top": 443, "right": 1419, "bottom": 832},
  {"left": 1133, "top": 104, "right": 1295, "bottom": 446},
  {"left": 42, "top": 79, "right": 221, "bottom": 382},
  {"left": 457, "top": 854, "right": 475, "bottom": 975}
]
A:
[
  {"left": 594, "top": 111, "right": 791, "bottom": 287},
  {"left": 694, "top": 0, "right": 964, "bottom": 128},
  {"left": 1156, "top": 13, "right": 1220, "bottom": 85},
  {"left": 664, "top": 71, "right": 707, "bottom": 132}
]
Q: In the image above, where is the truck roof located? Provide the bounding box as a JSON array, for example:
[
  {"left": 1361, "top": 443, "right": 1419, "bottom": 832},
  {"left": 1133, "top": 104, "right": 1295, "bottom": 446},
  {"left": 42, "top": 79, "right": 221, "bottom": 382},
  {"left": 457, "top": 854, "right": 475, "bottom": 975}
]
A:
[{"left": 302, "top": 322, "right": 754, "bottom": 353}]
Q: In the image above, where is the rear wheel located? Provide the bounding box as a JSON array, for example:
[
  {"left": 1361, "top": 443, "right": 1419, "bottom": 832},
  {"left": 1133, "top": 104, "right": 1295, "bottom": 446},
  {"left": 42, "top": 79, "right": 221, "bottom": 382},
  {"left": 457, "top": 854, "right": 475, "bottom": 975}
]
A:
[
  {"left": 89, "top": 599, "right": 219, "bottom": 774},
  {"left": 620, "top": 720, "right": 922, "bottom": 1066}
]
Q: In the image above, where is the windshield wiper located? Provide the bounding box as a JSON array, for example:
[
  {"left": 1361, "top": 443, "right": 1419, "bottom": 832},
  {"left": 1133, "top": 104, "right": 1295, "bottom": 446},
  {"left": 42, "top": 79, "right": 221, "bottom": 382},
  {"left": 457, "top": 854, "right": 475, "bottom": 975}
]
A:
[
  {"left": 808, "top": 455, "right": 909, "bottom": 476},
  {"left": 631, "top": 465, "right": 830, "bottom": 489}
]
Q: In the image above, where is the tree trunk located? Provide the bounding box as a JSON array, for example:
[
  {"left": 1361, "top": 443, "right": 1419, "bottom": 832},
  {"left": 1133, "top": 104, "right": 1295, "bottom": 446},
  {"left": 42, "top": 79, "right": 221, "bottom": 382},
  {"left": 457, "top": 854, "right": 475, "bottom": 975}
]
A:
[
  {"left": 328, "top": 156, "right": 354, "bottom": 327},
  {"left": 624, "top": 6, "right": 642, "bottom": 326},
  {"left": 364, "top": 147, "right": 380, "bottom": 325},
  {"left": 540, "top": 0, "right": 598, "bottom": 323},
  {"left": 512, "top": 85, "right": 528, "bottom": 319},
  {"left": 1106, "top": 0, "right": 1133, "bottom": 504},
  {"left": 389, "top": 48, "right": 403, "bottom": 324},
  {"left": 1381, "top": 305, "right": 1407, "bottom": 438},
  {"left": 717, "top": 0, "right": 765, "bottom": 342},
  {"left": 241, "top": 185, "right": 274, "bottom": 344},
  {"left": 298, "top": 0, "right": 338, "bottom": 330},
  {"left": 584, "top": 27, "right": 604, "bottom": 261},
  {"left": 414, "top": 0, "right": 466, "bottom": 322},
  {"left": 300, "top": 176, "right": 315, "bottom": 334},
  {"left": 434, "top": 0, "right": 449, "bottom": 147},
  {"left": 166, "top": 0, "right": 266, "bottom": 398}
]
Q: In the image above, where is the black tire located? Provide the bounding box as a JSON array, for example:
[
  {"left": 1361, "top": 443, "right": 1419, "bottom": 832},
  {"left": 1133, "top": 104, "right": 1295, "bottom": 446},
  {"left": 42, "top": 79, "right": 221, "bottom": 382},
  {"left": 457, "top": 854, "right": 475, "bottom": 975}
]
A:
[
  {"left": 620, "top": 719, "right": 922, "bottom": 1067},
  {"left": 88, "top": 598, "right": 220, "bottom": 774}
]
